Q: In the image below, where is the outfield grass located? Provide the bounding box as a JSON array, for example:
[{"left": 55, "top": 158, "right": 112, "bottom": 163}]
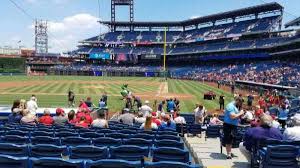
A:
[{"left": 0, "top": 76, "right": 233, "bottom": 113}]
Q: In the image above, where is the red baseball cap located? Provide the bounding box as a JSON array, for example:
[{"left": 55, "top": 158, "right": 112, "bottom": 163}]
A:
[
  {"left": 56, "top": 108, "right": 65, "bottom": 116},
  {"left": 255, "top": 109, "right": 264, "bottom": 117}
]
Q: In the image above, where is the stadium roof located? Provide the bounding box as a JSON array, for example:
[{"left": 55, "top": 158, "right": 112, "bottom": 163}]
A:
[
  {"left": 285, "top": 17, "right": 300, "bottom": 28},
  {"left": 100, "top": 2, "right": 283, "bottom": 28}
]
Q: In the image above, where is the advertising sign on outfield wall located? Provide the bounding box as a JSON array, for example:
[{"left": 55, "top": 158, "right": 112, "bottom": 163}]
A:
[{"left": 89, "top": 53, "right": 111, "bottom": 60}]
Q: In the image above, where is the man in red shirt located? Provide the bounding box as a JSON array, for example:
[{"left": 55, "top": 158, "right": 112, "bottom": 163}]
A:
[
  {"left": 151, "top": 112, "right": 161, "bottom": 126},
  {"left": 39, "top": 109, "right": 54, "bottom": 126},
  {"left": 76, "top": 108, "right": 92, "bottom": 125}
]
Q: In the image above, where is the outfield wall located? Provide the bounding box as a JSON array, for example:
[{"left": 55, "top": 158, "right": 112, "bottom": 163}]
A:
[
  {"left": 0, "top": 57, "right": 25, "bottom": 73},
  {"left": 50, "top": 70, "right": 166, "bottom": 77}
]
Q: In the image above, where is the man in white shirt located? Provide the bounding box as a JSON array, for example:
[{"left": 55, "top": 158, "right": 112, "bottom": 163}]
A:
[
  {"left": 174, "top": 113, "right": 186, "bottom": 124},
  {"left": 27, "top": 97, "right": 38, "bottom": 115},
  {"left": 140, "top": 100, "right": 152, "bottom": 117},
  {"left": 283, "top": 113, "right": 300, "bottom": 141},
  {"left": 194, "top": 104, "right": 206, "bottom": 124}
]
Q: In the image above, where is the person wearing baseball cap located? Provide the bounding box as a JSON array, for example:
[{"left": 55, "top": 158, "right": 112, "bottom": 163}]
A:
[
  {"left": 53, "top": 108, "right": 68, "bottom": 126},
  {"left": 283, "top": 113, "right": 300, "bottom": 141}
]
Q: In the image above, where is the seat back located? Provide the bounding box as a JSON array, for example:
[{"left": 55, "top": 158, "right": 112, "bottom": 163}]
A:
[
  {"left": 106, "top": 133, "right": 130, "bottom": 139},
  {"left": 145, "top": 161, "right": 201, "bottom": 168},
  {"left": 86, "top": 159, "right": 141, "bottom": 168},
  {"left": 1, "top": 135, "right": 29, "bottom": 144},
  {"left": 31, "top": 136, "right": 60, "bottom": 145},
  {"left": 0, "top": 154, "right": 28, "bottom": 168},
  {"left": 92, "top": 137, "right": 122, "bottom": 147},
  {"left": 131, "top": 134, "right": 154, "bottom": 140},
  {"left": 79, "top": 132, "right": 104, "bottom": 138},
  {"left": 55, "top": 131, "right": 78, "bottom": 138},
  {"left": 264, "top": 145, "right": 299, "bottom": 167},
  {"left": 152, "top": 147, "right": 189, "bottom": 163},
  {"left": 205, "top": 125, "right": 221, "bottom": 138},
  {"left": 110, "top": 145, "right": 149, "bottom": 161},
  {"left": 187, "top": 124, "right": 202, "bottom": 135},
  {"left": 61, "top": 137, "right": 91, "bottom": 146},
  {"left": 29, "top": 144, "right": 68, "bottom": 158},
  {"left": 0, "top": 143, "right": 28, "bottom": 157},
  {"left": 154, "top": 140, "right": 184, "bottom": 149},
  {"left": 30, "top": 131, "right": 54, "bottom": 137},
  {"left": 156, "top": 135, "right": 180, "bottom": 141},
  {"left": 70, "top": 145, "right": 108, "bottom": 160},
  {"left": 123, "top": 138, "right": 152, "bottom": 147},
  {"left": 156, "top": 131, "right": 178, "bottom": 136},
  {"left": 30, "top": 157, "right": 83, "bottom": 168}
]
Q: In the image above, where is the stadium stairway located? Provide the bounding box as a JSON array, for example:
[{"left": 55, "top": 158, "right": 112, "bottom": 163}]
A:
[{"left": 184, "top": 133, "right": 248, "bottom": 168}]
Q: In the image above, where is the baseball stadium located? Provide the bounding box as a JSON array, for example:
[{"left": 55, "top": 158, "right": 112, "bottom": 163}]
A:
[{"left": 0, "top": 0, "right": 300, "bottom": 167}]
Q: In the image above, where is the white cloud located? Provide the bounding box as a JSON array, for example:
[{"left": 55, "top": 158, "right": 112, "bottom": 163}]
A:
[
  {"left": 29, "top": 13, "right": 108, "bottom": 52},
  {"left": 190, "top": 15, "right": 201, "bottom": 19}
]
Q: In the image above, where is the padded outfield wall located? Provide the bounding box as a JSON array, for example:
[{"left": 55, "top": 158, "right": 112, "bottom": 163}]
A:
[{"left": 0, "top": 57, "right": 26, "bottom": 74}]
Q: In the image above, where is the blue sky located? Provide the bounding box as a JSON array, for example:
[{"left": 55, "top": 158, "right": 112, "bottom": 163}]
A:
[{"left": 0, "top": 0, "right": 299, "bottom": 52}]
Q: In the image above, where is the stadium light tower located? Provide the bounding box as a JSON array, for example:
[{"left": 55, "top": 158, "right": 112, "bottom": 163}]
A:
[
  {"left": 111, "top": 0, "right": 134, "bottom": 23},
  {"left": 35, "top": 20, "right": 48, "bottom": 55}
]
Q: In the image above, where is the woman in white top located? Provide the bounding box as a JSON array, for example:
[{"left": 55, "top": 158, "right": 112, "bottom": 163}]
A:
[
  {"left": 140, "top": 116, "right": 158, "bottom": 130},
  {"left": 91, "top": 111, "right": 109, "bottom": 128}
]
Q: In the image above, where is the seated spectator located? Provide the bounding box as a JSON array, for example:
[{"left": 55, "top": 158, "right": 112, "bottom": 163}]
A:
[
  {"left": 140, "top": 116, "right": 158, "bottom": 131},
  {"left": 283, "top": 113, "right": 300, "bottom": 141},
  {"left": 278, "top": 104, "right": 289, "bottom": 128},
  {"left": 209, "top": 113, "right": 223, "bottom": 125},
  {"left": 160, "top": 114, "right": 176, "bottom": 130},
  {"left": 119, "top": 108, "right": 135, "bottom": 125},
  {"left": 174, "top": 112, "right": 186, "bottom": 124},
  {"left": 135, "top": 112, "right": 146, "bottom": 124},
  {"left": 239, "top": 114, "right": 283, "bottom": 162},
  {"left": 151, "top": 112, "right": 161, "bottom": 126},
  {"left": 271, "top": 115, "right": 280, "bottom": 129},
  {"left": 85, "top": 97, "right": 95, "bottom": 108},
  {"left": 19, "top": 99, "right": 27, "bottom": 111},
  {"left": 92, "top": 110, "right": 109, "bottom": 128},
  {"left": 53, "top": 108, "right": 68, "bottom": 126},
  {"left": 21, "top": 109, "right": 37, "bottom": 125},
  {"left": 241, "top": 107, "right": 254, "bottom": 124},
  {"left": 75, "top": 116, "right": 89, "bottom": 128},
  {"left": 39, "top": 109, "right": 54, "bottom": 126},
  {"left": 140, "top": 100, "right": 152, "bottom": 117},
  {"left": 76, "top": 108, "right": 92, "bottom": 125},
  {"left": 68, "top": 110, "right": 77, "bottom": 124},
  {"left": 8, "top": 100, "right": 22, "bottom": 124}
]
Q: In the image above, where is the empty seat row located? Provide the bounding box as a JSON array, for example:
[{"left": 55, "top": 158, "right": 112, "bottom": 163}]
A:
[
  {"left": 0, "top": 155, "right": 201, "bottom": 168},
  {"left": 0, "top": 143, "right": 190, "bottom": 163}
]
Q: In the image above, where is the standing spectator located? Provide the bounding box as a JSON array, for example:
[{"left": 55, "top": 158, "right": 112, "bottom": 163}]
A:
[
  {"left": 160, "top": 114, "right": 176, "bottom": 130},
  {"left": 284, "top": 97, "right": 290, "bottom": 109},
  {"left": 283, "top": 113, "right": 300, "bottom": 141},
  {"left": 27, "top": 96, "right": 38, "bottom": 115},
  {"left": 135, "top": 112, "right": 146, "bottom": 124},
  {"left": 68, "top": 110, "right": 77, "bottom": 124},
  {"left": 101, "top": 92, "right": 108, "bottom": 106},
  {"left": 21, "top": 109, "right": 37, "bottom": 125},
  {"left": 217, "top": 81, "right": 221, "bottom": 88},
  {"left": 75, "top": 116, "right": 89, "bottom": 128},
  {"left": 167, "top": 99, "right": 175, "bottom": 113},
  {"left": 140, "top": 100, "right": 152, "bottom": 117},
  {"left": 174, "top": 98, "right": 180, "bottom": 111},
  {"left": 239, "top": 114, "right": 283, "bottom": 162},
  {"left": 8, "top": 100, "right": 22, "bottom": 124},
  {"left": 278, "top": 104, "right": 289, "bottom": 128},
  {"left": 85, "top": 97, "right": 95, "bottom": 108},
  {"left": 223, "top": 98, "right": 244, "bottom": 159},
  {"left": 231, "top": 83, "right": 235, "bottom": 95},
  {"left": 219, "top": 95, "right": 225, "bottom": 110},
  {"left": 53, "top": 108, "right": 68, "bottom": 126},
  {"left": 99, "top": 99, "right": 106, "bottom": 108},
  {"left": 247, "top": 94, "right": 254, "bottom": 107},
  {"left": 157, "top": 100, "right": 165, "bottom": 115},
  {"left": 39, "top": 109, "right": 54, "bottom": 126},
  {"left": 119, "top": 108, "right": 135, "bottom": 125},
  {"left": 140, "top": 116, "right": 158, "bottom": 131},
  {"left": 174, "top": 112, "right": 186, "bottom": 124},
  {"left": 133, "top": 95, "right": 142, "bottom": 110},
  {"left": 92, "top": 111, "right": 109, "bottom": 128},
  {"left": 194, "top": 104, "right": 206, "bottom": 124},
  {"left": 68, "top": 90, "right": 75, "bottom": 107}
]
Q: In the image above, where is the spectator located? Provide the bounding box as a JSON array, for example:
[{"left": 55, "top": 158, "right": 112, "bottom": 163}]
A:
[
  {"left": 167, "top": 99, "right": 175, "bottom": 112},
  {"left": 19, "top": 99, "right": 27, "bottom": 111},
  {"left": 271, "top": 115, "right": 280, "bottom": 129},
  {"left": 76, "top": 116, "right": 89, "bottom": 128},
  {"left": 8, "top": 100, "right": 22, "bottom": 124},
  {"left": 209, "top": 113, "right": 223, "bottom": 125},
  {"left": 174, "top": 98, "right": 180, "bottom": 111},
  {"left": 21, "top": 109, "right": 37, "bottom": 125},
  {"left": 92, "top": 110, "right": 109, "bottom": 128},
  {"left": 101, "top": 92, "right": 108, "bottom": 106},
  {"left": 53, "top": 108, "right": 68, "bottom": 126},
  {"left": 160, "top": 114, "right": 176, "bottom": 130},
  {"left": 194, "top": 104, "right": 206, "bottom": 124},
  {"left": 68, "top": 110, "right": 77, "bottom": 124},
  {"left": 283, "top": 113, "right": 300, "bottom": 141},
  {"left": 157, "top": 100, "right": 165, "bottom": 115},
  {"left": 99, "top": 99, "right": 106, "bottom": 108},
  {"left": 247, "top": 94, "right": 254, "bottom": 107},
  {"left": 140, "top": 116, "right": 158, "bottom": 131},
  {"left": 151, "top": 112, "right": 161, "bottom": 126},
  {"left": 219, "top": 95, "right": 225, "bottom": 110},
  {"left": 119, "top": 108, "right": 135, "bottom": 125},
  {"left": 39, "top": 109, "right": 54, "bottom": 126},
  {"left": 135, "top": 112, "right": 146, "bottom": 124},
  {"left": 239, "top": 114, "right": 283, "bottom": 162},
  {"left": 241, "top": 107, "right": 254, "bottom": 124},
  {"left": 174, "top": 112, "right": 186, "bottom": 124},
  {"left": 85, "top": 97, "right": 95, "bottom": 108},
  {"left": 140, "top": 100, "right": 152, "bottom": 117},
  {"left": 27, "top": 96, "right": 38, "bottom": 115},
  {"left": 77, "top": 108, "right": 92, "bottom": 125},
  {"left": 278, "top": 104, "right": 289, "bottom": 128},
  {"left": 68, "top": 90, "right": 75, "bottom": 107},
  {"left": 223, "top": 98, "right": 244, "bottom": 159},
  {"left": 133, "top": 95, "right": 142, "bottom": 110}
]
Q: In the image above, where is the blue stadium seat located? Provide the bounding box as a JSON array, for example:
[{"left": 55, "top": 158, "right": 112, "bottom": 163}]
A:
[
  {"left": 156, "top": 131, "right": 178, "bottom": 136},
  {"left": 156, "top": 135, "right": 181, "bottom": 142},
  {"left": 30, "top": 157, "right": 84, "bottom": 168},
  {"left": 138, "top": 130, "right": 156, "bottom": 135},
  {"left": 79, "top": 132, "right": 104, "bottom": 138},
  {"left": 30, "top": 131, "right": 54, "bottom": 137},
  {"left": 106, "top": 133, "right": 130, "bottom": 139},
  {"left": 131, "top": 133, "right": 154, "bottom": 141},
  {"left": 0, "top": 154, "right": 28, "bottom": 168},
  {"left": 152, "top": 147, "right": 190, "bottom": 163},
  {"left": 259, "top": 145, "right": 299, "bottom": 168},
  {"left": 55, "top": 131, "right": 79, "bottom": 138},
  {"left": 5, "top": 130, "right": 29, "bottom": 137},
  {"left": 95, "top": 129, "right": 113, "bottom": 134},
  {"left": 110, "top": 145, "right": 149, "bottom": 161},
  {"left": 85, "top": 159, "right": 141, "bottom": 168},
  {"left": 69, "top": 145, "right": 108, "bottom": 160},
  {"left": 29, "top": 144, "right": 68, "bottom": 158},
  {"left": 145, "top": 161, "right": 201, "bottom": 168},
  {"left": 187, "top": 124, "right": 202, "bottom": 137},
  {"left": 154, "top": 140, "right": 184, "bottom": 149},
  {"left": 36, "top": 127, "right": 53, "bottom": 132},
  {"left": 0, "top": 143, "right": 28, "bottom": 157},
  {"left": 205, "top": 125, "right": 221, "bottom": 140},
  {"left": 92, "top": 137, "right": 122, "bottom": 147},
  {"left": 61, "top": 137, "right": 91, "bottom": 146},
  {"left": 31, "top": 136, "right": 61, "bottom": 146},
  {"left": 119, "top": 129, "right": 137, "bottom": 135},
  {"left": 1, "top": 135, "right": 29, "bottom": 144},
  {"left": 123, "top": 138, "right": 152, "bottom": 147}
]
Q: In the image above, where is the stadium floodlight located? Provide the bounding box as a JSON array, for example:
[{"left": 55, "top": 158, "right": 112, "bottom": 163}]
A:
[
  {"left": 111, "top": 0, "right": 134, "bottom": 23},
  {"left": 35, "top": 20, "right": 48, "bottom": 55}
]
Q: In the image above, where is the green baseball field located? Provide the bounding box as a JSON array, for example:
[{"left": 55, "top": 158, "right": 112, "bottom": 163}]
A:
[{"left": 0, "top": 76, "right": 234, "bottom": 113}]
